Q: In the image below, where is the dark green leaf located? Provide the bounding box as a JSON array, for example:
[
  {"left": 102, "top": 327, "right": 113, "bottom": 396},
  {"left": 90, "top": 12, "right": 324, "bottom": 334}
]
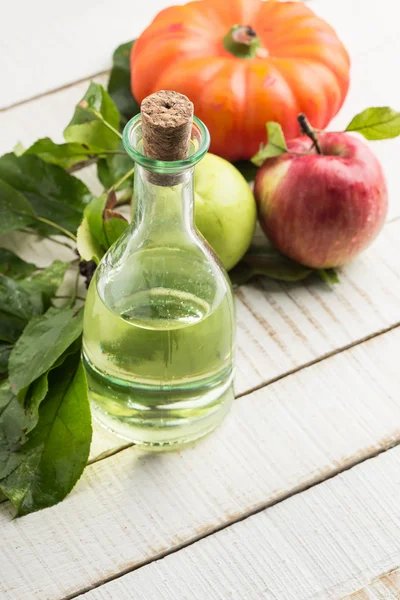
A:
[
  {"left": 232, "top": 160, "right": 259, "bottom": 183},
  {"left": 103, "top": 210, "right": 129, "bottom": 247},
  {"left": 0, "top": 275, "right": 43, "bottom": 321},
  {"left": 229, "top": 246, "right": 313, "bottom": 285},
  {"left": 251, "top": 122, "right": 288, "bottom": 167},
  {"left": 8, "top": 306, "right": 83, "bottom": 393},
  {"left": 0, "top": 354, "right": 91, "bottom": 516},
  {"left": 21, "top": 260, "right": 69, "bottom": 306},
  {"left": 0, "top": 249, "right": 37, "bottom": 279},
  {"left": 0, "top": 344, "right": 12, "bottom": 379},
  {"left": 0, "top": 313, "right": 27, "bottom": 344},
  {"left": 0, "top": 154, "right": 93, "bottom": 236},
  {"left": 76, "top": 216, "right": 104, "bottom": 263},
  {"left": 97, "top": 142, "right": 134, "bottom": 189},
  {"left": 108, "top": 40, "right": 140, "bottom": 123},
  {"left": 345, "top": 107, "right": 400, "bottom": 140},
  {"left": 24, "top": 137, "right": 104, "bottom": 170},
  {"left": 317, "top": 269, "right": 340, "bottom": 285},
  {"left": 64, "top": 82, "right": 120, "bottom": 151},
  {"left": 0, "top": 382, "right": 26, "bottom": 480},
  {"left": 0, "top": 271, "right": 44, "bottom": 343},
  {"left": 0, "top": 178, "right": 35, "bottom": 234},
  {"left": 23, "top": 339, "right": 81, "bottom": 433}
]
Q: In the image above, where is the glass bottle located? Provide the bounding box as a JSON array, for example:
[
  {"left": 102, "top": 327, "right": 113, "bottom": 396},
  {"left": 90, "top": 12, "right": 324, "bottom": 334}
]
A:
[{"left": 82, "top": 109, "right": 236, "bottom": 448}]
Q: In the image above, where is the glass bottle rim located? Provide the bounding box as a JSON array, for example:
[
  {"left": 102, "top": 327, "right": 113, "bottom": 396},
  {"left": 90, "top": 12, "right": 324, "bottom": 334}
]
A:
[{"left": 122, "top": 114, "right": 211, "bottom": 173}]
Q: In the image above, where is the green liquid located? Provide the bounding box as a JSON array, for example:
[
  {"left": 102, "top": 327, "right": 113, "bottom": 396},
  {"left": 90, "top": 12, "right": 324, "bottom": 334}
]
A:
[{"left": 83, "top": 274, "right": 235, "bottom": 447}]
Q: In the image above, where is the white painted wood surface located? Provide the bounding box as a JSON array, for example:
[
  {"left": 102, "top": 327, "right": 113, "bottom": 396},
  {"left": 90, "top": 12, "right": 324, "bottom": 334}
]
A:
[
  {"left": 1, "top": 0, "right": 400, "bottom": 598},
  {"left": 2, "top": 324, "right": 400, "bottom": 599},
  {"left": 343, "top": 568, "right": 400, "bottom": 600},
  {"left": 79, "top": 446, "right": 400, "bottom": 600},
  {"left": 1, "top": 0, "right": 185, "bottom": 108}
]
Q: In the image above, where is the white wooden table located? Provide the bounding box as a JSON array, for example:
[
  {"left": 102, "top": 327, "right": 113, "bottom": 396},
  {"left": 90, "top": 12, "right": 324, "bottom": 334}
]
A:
[{"left": 1, "top": 1, "right": 400, "bottom": 598}]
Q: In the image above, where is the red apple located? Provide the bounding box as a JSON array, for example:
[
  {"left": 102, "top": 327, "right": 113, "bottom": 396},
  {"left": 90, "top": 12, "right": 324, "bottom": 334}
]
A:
[{"left": 254, "top": 132, "right": 388, "bottom": 269}]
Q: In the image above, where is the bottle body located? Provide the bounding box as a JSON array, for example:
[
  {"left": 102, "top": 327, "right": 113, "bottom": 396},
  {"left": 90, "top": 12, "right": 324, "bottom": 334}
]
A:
[
  {"left": 82, "top": 115, "right": 235, "bottom": 448},
  {"left": 82, "top": 245, "right": 235, "bottom": 446}
]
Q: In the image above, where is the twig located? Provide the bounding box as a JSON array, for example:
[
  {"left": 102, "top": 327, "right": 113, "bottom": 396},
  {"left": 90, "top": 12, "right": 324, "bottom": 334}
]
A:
[
  {"left": 297, "top": 114, "right": 322, "bottom": 155},
  {"left": 33, "top": 217, "right": 77, "bottom": 242},
  {"left": 90, "top": 109, "right": 123, "bottom": 140},
  {"left": 20, "top": 228, "right": 76, "bottom": 250},
  {"left": 107, "top": 167, "right": 135, "bottom": 194}
]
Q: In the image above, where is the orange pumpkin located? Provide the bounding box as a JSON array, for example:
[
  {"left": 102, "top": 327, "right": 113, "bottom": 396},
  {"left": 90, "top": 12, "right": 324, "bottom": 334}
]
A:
[{"left": 131, "top": 0, "right": 350, "bottom": 161}]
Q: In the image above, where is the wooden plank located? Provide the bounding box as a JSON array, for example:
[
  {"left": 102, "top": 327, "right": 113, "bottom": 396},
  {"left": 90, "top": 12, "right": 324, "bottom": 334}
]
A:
[
  {"left": 233, "top": 216, "right": 400, "bottom": 396},
  {"left": 78, "top": 446, "right": 400, "bottom": 600},
  {"left": 329, "top": 35, "right": 400, "bottom": 223},
  {"left": 2, "top": 324, "right": 400, "bottom": 599},
  {"left": 0, "top": 0, "right": 184, "bottom": 108},
  {"left": 343, "top": 568, "right": 400, "bottom": 600},
  {"left": 0, "top": 75, "right": 108, "bottom": 156}
]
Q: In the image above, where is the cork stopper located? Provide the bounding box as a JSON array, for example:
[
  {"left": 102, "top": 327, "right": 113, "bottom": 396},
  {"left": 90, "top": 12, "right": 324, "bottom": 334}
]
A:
[{"left": 141, "top": 90, "right": 194, "bottom": 185}]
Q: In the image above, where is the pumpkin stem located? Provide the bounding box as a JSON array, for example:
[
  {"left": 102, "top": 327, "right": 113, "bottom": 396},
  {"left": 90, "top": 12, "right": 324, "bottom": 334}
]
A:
[
  {"left": 298, "top": 114, "right": 322, "bottom": 155},
  {"left": 223, "top": 25, "right": 264, "bottom": 59}
]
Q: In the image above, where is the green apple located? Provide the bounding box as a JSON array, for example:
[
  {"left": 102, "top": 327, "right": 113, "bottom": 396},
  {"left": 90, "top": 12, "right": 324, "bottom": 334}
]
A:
[{"left": 194, "top": 153, "right": 257, "bottom": 271}]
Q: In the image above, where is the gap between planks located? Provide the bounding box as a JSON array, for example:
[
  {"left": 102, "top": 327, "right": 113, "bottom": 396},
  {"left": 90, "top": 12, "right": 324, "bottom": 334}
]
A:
[
  {"left": 0, "top": 69, "right": 109, "bottom": 113},
  {"left": 1, "top": 317, "right": 398, "bottom": 508},
  {"left": 342, "top": 567, "right": 400, "bottom": 599},
  {"left": 84, "top": 318, "right": 400, "bottom": 470},
  {"left": 64, "top": 426, "right": 400, "bottom": 600},
  {"left": 53, "top": 323, "right": 400, "bottom": 599}
]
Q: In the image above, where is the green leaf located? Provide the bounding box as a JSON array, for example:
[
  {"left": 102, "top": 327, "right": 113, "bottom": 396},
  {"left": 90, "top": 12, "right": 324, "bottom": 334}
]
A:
[
  {"left": 77, "top": 216, "right": 104, "bottom": 263},
  {"left": 64, "top": 82, "right": 120, "bottom": 151},
  {"left": 251, "top": 122, "right": 288, "bottom": 167},
  {"left": 20, "top": 260, "right": 69, "bottom": 306},
  {"left": 24, "top": 137, "right": 104, "bottom": 170},
  {"left": 0, "top": 154, "right": 93, "bottom": 236},
  {"left": 23, "top": 339, "right": 81, "bottom": 433},
  {"left": 97, "top": 142, "right": 134, "bottom": 189},
  {"left": 0, "top": 249, "right": 37, "bottom": 280},
  {"left": 317, "top": 269, "right": 340, "bottom": 285},
  {"left": 0, "top": 314, "right": 27, "bottom": 344},
  {"left": 0, "top": 382, "right": 26, "bottom": 480},
  {"left": 85, "top": 194, "right": 109, "bottom": 249},
  {"left": 104, "top": 211, "right": 129, "bottom": 247},
  {"left": 345, "top": 107, "right": 400, "bottom": 140},
  {"left": 229, "top": 246, "right": 313, "bottom": 285},
  {"left": 0, "top": 354, "right": 91, "bottom": 516},
  {"left": 8, "top": 306, "right": 83, "bottom": 394},
  {"left": 108, "top": 40, "right": 140, "bottom": 123},
  {"left": 0, "top": 273, "right": 44, "bottom": 343},
  {"left": 0, "top": 178, "right": 35, "bottom": 234},
  {"left": 13, "top": 142, "right": 25, "bottom": 157},
  {"left": 85, "top": 192, "right": 128, "bottom": 251},
  {"left": 0, "top": 275, "right": 43, "bottom": 321},
  {"left": 0, "top": 344, "right": 12, "bottom": 379}
]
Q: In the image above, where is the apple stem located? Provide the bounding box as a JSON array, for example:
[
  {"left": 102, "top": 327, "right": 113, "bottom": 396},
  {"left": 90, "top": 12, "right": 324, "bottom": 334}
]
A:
[{"left": 297, "top": 114, "right": 322, "bottom": 155}]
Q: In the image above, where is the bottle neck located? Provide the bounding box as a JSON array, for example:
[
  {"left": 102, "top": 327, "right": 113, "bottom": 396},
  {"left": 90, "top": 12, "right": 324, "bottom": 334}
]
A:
[{"left": 132, "top": 165, "right": 195, "bottom": 241}]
